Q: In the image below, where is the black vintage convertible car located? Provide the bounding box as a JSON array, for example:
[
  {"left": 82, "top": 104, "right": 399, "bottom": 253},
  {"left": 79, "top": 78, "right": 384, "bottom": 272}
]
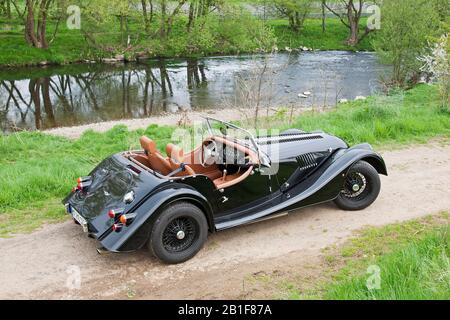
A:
[{"left": 63, "top": 117, "right": 387, "bottom": 264}]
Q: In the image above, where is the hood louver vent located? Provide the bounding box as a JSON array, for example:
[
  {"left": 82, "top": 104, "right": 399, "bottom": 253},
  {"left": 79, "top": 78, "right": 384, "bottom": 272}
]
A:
[
  {"left": 296, "top": 153, "right": 318, "bottom": 171},
  {"left": 257, "top": 135, "right": 323, "bottom": 146}
]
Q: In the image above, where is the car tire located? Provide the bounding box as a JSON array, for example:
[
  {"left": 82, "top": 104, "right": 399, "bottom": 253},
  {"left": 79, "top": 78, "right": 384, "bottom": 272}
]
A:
[
  {"left": 147, "top": 202, "right": 208, "bottom": 264},
  {"left": 334, "top": 161, "right": 381, "bottom": 211}
]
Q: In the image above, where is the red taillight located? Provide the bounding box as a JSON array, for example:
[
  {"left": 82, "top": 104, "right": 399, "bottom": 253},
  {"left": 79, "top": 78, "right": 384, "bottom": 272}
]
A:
[
  {"left": 112, "top": 223, "right": 122, "bottom": 232},
  {"left": 107, "top": 208, "right": 124, "bottom": 219},
  {"left": 108, "top": 210, "right": 116, "bottom": 219},
  {"left": 76, "top": 177, "right": 91, "bottom": 191}
]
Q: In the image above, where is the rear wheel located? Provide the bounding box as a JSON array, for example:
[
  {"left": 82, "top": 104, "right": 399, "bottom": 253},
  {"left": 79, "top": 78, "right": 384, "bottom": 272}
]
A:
[
  {"left": 147, "top": 202, "right": 208, "bottom": 264},
  {"left": 334, "top": 161, "right": 381, "bottom": 211}
]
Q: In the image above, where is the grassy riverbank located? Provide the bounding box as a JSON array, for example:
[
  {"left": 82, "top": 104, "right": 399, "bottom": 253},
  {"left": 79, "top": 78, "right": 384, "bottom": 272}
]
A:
[
  {"left": 0, "top": 16, "right": 372, "bottom": 68},
  {"left": 0, "top": 85, "right": 449, "bottom": 236},
  {"left": 272, "top": 18, "right": 373, "bottom": 52}
]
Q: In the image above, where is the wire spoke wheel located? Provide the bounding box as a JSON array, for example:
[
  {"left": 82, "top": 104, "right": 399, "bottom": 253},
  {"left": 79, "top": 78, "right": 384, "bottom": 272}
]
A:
[
  {"left": 334, "top": 161, "right": 381, "bottom": 211},
  {"left": 342, "top": 172, "right": 369, "bottom": 200},
  {"left": 162, "top": 216, "right": 198, "bottom": 253},
  {"left": 148, "top": 202, "right": 208, "bottom": 264}
]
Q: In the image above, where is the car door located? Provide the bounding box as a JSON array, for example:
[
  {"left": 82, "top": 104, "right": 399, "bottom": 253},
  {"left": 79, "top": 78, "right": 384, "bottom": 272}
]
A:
[{"left": 213, "top": 165, "right": 280, "bottom": 219}]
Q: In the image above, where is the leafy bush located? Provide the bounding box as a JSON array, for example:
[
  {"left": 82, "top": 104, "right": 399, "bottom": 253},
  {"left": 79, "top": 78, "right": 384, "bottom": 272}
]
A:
[
  {"left": 419, "top": 34, "right": 450, "bottom": 109},
  {"left": 374, "top": 0, "right": 443, "bottom": 87}
]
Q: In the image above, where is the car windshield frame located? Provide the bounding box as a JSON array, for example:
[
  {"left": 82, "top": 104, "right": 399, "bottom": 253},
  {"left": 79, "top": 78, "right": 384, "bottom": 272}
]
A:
[{"left": 203, "top": 117, "right": 271, "bottom": 167}]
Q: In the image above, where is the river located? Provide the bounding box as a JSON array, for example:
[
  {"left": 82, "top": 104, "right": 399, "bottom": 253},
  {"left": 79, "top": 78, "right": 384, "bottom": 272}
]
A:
[{"left": 0, "top": 51, "right": 389, "bottom": 133}]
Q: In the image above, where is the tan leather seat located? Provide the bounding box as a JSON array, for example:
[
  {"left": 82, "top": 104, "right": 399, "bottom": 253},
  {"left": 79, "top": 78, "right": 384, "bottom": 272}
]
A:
[
  {"left": 139, "top": 136, "right": 172, "bottom": 175},
  {"left": 166, "top": 143, "right": 195, "bottom": 176},
  {"left": 213, "top": 166, "right": 254, "bottom": 189}
]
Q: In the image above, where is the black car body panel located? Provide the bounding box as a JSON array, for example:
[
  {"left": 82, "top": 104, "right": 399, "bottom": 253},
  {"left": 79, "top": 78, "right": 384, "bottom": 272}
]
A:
[{"left": 63, "top": 127, "right": 387, "bottom": 253}]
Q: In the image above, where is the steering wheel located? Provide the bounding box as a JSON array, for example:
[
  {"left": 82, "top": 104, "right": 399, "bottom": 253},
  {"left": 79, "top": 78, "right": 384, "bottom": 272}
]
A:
[{"left": 202, "top": 141, "right": 219, "bottom": 167}]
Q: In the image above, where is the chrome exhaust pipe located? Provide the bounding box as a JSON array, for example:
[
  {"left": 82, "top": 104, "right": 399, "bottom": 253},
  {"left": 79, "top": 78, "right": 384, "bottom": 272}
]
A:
[{"left": 97, "top": 247, "right": 110, "bottom": 255}]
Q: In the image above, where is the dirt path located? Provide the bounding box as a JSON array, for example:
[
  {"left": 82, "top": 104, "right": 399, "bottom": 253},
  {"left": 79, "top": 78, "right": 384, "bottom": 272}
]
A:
[
  {"left": 43, "top": 108, "right": 275, "bottom": 139},
  {"left": 1, "top": 142, "right": 449, "bottom": 300}
]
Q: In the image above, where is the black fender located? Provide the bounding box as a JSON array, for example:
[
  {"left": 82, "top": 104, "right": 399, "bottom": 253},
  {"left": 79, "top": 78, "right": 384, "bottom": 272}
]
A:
[
  {"left": 336, "top": 143, "right": 388, "bottom": 176},
  {"left": 100, "top": 185, "right": 214, "bottom": 252},
  {"left": 215, "top": 144, "right": 387, "bottom": 230}
]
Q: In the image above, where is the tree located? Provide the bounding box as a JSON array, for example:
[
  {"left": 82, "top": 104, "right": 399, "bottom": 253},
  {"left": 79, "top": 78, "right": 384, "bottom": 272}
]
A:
[
  {"left": 24, "top": 0, "right": 54, "bottom": 49},
  {"left": 81, "top": 0, "right": 139, "bottom": 48},
  {"left": 141, "top": 0, "right": 154, "bottom": 34},
  {"left": 373, "top": 0, "right": 442, "bottom": 86},
  {"left": 0, "top": 0, "right": 12, "bottom": 19},
  {"left": 158, "top": 0, "right": 188, "bottom": 38},
  {"left": 24, "top": 1, "right": 69, "bottom": 49},
  {"left": 419, "top": 34, "right": 450, "bottom": 109},
  {"left": 187, "top": 0, "right": 223, "bottom": 33},
  {"left": 323, "top": 0, "right": 373, "bottom": 46},
  {"left": 273, "top": 0, "right": 312, "bottom": 33}
]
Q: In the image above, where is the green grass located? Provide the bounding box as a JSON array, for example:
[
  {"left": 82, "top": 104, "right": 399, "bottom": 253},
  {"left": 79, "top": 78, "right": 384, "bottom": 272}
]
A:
[
  {"left": 322, "top": 214, "right": 450, "bottom": 300},
  {"left": 270, "top": 18, "right": 374, "bottom": 52},
  {"left": 269, "top": 213, "right": 449, "bottom": 300},
  {"left": 0, "top": 17, "right": 101, "bottom": 67},
  {"left": 0, "top": 15, "right": 374, "bottom": 67},
  {"left": 0, "top": 84, "right": 449, "bottom": 236}
]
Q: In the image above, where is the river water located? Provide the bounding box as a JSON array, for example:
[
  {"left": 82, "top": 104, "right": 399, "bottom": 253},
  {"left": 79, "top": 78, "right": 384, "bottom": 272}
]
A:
[{"left": 0, "top": 51, "right": 389, "bottom": 132}]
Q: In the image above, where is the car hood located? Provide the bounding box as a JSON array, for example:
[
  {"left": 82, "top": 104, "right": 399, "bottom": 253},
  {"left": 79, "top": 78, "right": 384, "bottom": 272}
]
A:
[{"left": 256, "top": 132, "right": 348, "bottom": 162}]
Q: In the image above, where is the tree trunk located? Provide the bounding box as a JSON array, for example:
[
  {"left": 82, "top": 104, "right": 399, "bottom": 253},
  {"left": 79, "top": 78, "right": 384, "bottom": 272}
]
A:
[
  {"left": 321, "top": 0, "right": 326, "bottom": 32},
  {"left": 166, "top": 0, "right": 187, "bottom": 37},
  {"left": 324, "top": 0, "right": 366, "bottom": 46},
  {"left": 3, "top": 0, "right": 12, "bottom": 19},
  {"left": 288, "top": 14, "right": 298, "bottom": 32},
  {"left": 345, "top": 2, "right": 359, "bottom": 46},
  {"left": 141, "top": 0, "right": 151, "bottom": 34},
  {"left": 160, "top": 0, "right": 167, "bottom": 38},
  {"left": 25, "top": 0, "right": 51, "bottom": 49},
  {"left": 119, "top": 15, "right": 124, "bottom": 45},
  {"left": 187, "top": 1, "right": 196, "bottom": 32}
]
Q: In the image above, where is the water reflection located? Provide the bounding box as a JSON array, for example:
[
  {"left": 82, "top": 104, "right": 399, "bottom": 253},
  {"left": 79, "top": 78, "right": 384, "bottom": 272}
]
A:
[{"left": 0, "top": 52, "right": 389, "bottom": 132}]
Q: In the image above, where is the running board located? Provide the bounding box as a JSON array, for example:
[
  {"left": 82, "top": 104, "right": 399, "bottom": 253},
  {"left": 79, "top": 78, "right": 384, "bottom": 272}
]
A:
[
  {"left": 216, "top": 211, "right": 289, "bottom": 230},
  {"left": 244, "top": 211, "right": 289, "bottom": 226}
]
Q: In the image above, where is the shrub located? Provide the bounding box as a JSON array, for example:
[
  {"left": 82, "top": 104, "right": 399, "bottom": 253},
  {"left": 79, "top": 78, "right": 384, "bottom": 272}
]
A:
[{"left": 374, "top": 0, "right": 442, "bottom": 87}]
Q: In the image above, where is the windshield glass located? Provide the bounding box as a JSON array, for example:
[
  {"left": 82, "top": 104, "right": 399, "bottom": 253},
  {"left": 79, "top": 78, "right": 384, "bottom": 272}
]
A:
[{"left": 204, "top": 117, "right": 271, "bottom": 167}]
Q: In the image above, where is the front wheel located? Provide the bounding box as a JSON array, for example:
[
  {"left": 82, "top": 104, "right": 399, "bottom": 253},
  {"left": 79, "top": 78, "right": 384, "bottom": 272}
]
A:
[
  {"left": 334, "top": 161, "right": 381, "bottom": 211},
  {"left": 147, "top": 202, "right": 208, "bottom": 264}
]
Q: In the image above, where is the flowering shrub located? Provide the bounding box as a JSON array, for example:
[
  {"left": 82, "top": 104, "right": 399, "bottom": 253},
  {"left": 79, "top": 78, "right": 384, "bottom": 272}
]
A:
[{"left": 419, "top": 34, "right": 450, "bottom": 109}]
